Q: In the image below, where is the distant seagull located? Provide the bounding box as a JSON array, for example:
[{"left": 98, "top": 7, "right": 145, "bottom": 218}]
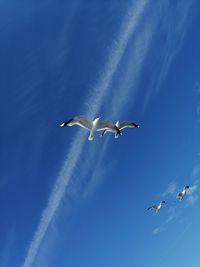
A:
[
  {"left": 177, "top": 185, "right": 190, "bottom": 200},
  {"left": 147, "top": 201, "right": 165, "bottom": 213},
  {"left": 60, "top": 115, "right": 121, "bottom": 141},
  {"left": 101, "top": 120, "right": 139, "bottom": 138}
]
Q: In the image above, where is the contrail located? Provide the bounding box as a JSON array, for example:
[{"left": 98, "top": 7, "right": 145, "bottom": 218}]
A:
[
  {"left": 85, "top": 0, "right": 148, "bottom": 117},
  {"left": 21, "top": 131, "right": 86, "bottom": 267},
  {"left": 21, "top": 1, "right": 148, "bottom": 267}
]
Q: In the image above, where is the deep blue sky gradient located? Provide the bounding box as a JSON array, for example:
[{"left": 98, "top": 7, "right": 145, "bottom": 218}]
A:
[{"left": 0, "top": 1, "right": 200, "bottom": 267}]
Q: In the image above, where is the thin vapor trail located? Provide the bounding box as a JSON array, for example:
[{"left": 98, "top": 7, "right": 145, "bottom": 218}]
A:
[
  {"left": 86, "top": 0, "right": 148, "bottom": 117},
  {"left": 21, "top": 1, "right": 148, "bottom": 267},
  {"left": 21, "top": 131, "right": 86, "bottom": 267}
]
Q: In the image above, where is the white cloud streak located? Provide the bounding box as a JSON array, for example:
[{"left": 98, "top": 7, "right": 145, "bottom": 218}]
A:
[
  {"left": 21, "top": 131, "right": 86, "bottom": 267},
  {"left": 85, "top": 0, "right": 149, "bottom": 118},
  {"left": 188, "top": 184, "right": 199, "bottom": 195},
  {"left": 186, "top": 194, "right": 199, "bottom": 206},
  {"left": 192, "top": 164, "right": 200, "bottom": 178},
  {"left": 109, "top": 13, "right": 156, "bottom": 118},
  {"left": 161, "top": 180, "right": 177, "bottom": 198},
  {"left": 21, "top": 1, "right": 149, "bottom": 267},
  {"left": 152, "top": 226, "right": 165, "bottom": 236},
  {"left": 153, "top": 179, "right": 200, "bottom": 236},
  {"left": 152, "top": 205, "right": 178, "bottom": 236},
  {"left": 143, "top": 1, "right": 194, "bottom": 110},
  {"left": 185, "top": 182, "right": 200, "bottom": 207}
]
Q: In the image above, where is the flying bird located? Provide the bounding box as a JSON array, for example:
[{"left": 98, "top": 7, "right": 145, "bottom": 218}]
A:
[
  {"left": 177, "top": 185, "right": 190, "bottom": 200},
  {"left": 101, "top": 120, "right": 139, "bottom": 138},
  {"left": 147, "top": 201, "right": 165, "bottom": 213},
  {"left": 60, "top": 115, "right": 121, "bottom": 141}
]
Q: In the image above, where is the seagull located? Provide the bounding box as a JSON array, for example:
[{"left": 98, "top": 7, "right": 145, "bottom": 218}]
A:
[
  {"left": 60, "top": 115, "right": 121, "bottom": 141},
  {"left": 101, "top": 120, "right": 139, "bottom": 138},
  {"left": 177, "top": 185, "right": 190, "bottom": 200},
  {"left": 147, "top": 201, "right": 165, "bottom": 213}
]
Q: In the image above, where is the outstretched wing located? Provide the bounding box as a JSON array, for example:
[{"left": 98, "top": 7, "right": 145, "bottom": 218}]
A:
[
  {"left": 118, "top": 121, "right": 139, "bottom": 130},
  {"left": 60, "top": 116, "right": 92, "bottom": 130},
  {"left": 177, "top": 192, "right": 183, "bottom": 198},
  {"left": 97, "top": 120, "right": 120, "bottom": 135},
  {"left": 147, "top": 204, "right": 157, "bottom": 210}
]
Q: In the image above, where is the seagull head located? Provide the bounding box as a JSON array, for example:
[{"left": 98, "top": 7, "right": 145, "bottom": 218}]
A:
[
  {"left": 161, "top": 200, "right": 166, "bottom": 204},
  {"left": 185, "top": 185, "right": 190, "bottom": 190}
]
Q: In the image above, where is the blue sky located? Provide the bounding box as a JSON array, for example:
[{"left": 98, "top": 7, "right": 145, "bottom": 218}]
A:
[{"left": 1, "top": 1, "right": 200, "bottom": 267}]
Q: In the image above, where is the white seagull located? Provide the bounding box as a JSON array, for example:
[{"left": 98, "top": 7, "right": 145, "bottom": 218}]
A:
[
  {"left": 177, "top": 185, "right": 190, "bottom": 200},
  {"left": 101, "top": 120, "right": 139, "bottom": 138},
  {"left": 147, "top": 201, "right": 165, "bottom": 213},
  {"left": 60, "top": 115, "right": 121, "bottom": 141}
]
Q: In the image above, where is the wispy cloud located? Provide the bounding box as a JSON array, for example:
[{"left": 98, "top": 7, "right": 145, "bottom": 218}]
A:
[
  {"left": 85, "top": 0, "right": 149, "bottom": 118},
  {"left": 143, "top": 2, "right": 195, "bottom": 110},
  {"left": 194, "top": 82, "right": 200, "bottom": 94},
  {"left": 153, "top": 222, "right": 192, "bottom": 267},
  {"left": 109, "top": 11, "right": 157, "bottom": 117},
  {"left": 161, "top": 180, "right": 177, "bottom": 198},
  {"left": 186, "top": 194, "right": 199, "bottom": 206},
  {"left": 185, "top": 164, "right": 200, "bottom": 207},
  {"left": 188, "top": 184, "right": 199, "bottom": 194},
  {"left": 185, "top": 182, "right": 200, "bottom": 207},
  {"left": 21, "top": 131, "right": 86, "bottom": 267},
  {"left": 153, "top": 179, "right": 200, "bottom": 236},
  {"left": 82, "top": 138, "right": 113, "bottom": 200},
  {"left": 152, "top": 204, "right": 178, "bottom": 236},
  {"left": 21, "top": 1, "right": 150, "bottom": 267},
  {"left": 152, "top": 225, "right": 165, "bottom": 236},
  {"left": 192, "top": 164, "right": 200, "bottom": 178}
]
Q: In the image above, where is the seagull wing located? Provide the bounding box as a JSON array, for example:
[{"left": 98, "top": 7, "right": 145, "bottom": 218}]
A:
[
  {"left": 97, "top": 120, "right": 121, "bottom": 134},
  {"left": 177, "top": 192, "right": 183, "bottom": 198},
  {"left": 147, "top": 205, "right": 157, "bottom": 210},
  {"left": 118, "top": 121, "right": 139, "bottom": 130},
  {"left": 60, "top": 116, "right": 92, "bottom": 130}
]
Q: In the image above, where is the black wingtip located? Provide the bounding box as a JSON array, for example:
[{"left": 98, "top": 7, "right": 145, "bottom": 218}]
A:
[
  {"left": 135, "top": 124, "right": 140, "bottom": 128},
  {"left": 101, "top": 130, "right": 106, "bottom": 137},
  {"left": 60, "top": 119, "right": 73, "bottom": 127}
]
